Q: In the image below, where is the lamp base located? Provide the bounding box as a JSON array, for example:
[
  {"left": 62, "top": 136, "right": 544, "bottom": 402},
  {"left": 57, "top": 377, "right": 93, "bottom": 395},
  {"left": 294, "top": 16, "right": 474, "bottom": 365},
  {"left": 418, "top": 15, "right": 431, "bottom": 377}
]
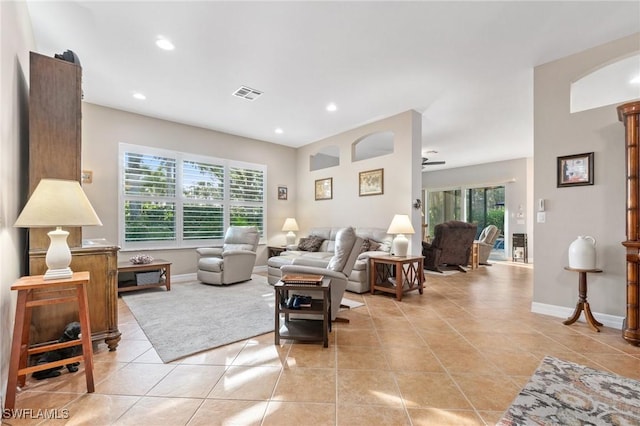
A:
[
  {"left": 286, "top": 231, "right": 296, "bottom": 246},
  {"left": 43, "top": 267, "right": 73, "bottom": 280},
  {"left": 392, "top": 234, "right": 409, "bottom": 257}
]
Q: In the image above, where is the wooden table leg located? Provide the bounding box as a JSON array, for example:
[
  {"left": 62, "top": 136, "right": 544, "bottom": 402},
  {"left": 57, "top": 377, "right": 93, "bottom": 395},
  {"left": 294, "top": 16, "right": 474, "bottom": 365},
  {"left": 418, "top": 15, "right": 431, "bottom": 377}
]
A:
[{"left": 563, "top": 271, "right": 602, "bottom": 332}]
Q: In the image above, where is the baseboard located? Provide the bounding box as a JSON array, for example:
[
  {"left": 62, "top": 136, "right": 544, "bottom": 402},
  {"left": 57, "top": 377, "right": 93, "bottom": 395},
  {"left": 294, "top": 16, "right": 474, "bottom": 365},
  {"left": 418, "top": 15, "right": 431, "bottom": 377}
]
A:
[
  {"left": 531, "top": 302, "right": 624, "bottom": 330},
  {"left": 172, "top": 273, "right": 197, "bottom": 283}
]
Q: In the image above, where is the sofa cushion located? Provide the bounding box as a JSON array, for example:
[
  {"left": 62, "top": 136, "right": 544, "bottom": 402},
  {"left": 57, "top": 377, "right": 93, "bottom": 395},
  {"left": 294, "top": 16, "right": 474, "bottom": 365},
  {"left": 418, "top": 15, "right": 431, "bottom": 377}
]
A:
[{"left": 297, "top": 236, "right": 325, "bottom": 251}]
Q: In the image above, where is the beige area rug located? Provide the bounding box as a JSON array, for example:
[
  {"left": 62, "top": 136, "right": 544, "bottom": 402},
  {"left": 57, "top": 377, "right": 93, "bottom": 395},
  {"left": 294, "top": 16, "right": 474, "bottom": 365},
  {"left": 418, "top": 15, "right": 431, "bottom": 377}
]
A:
[
  {"left": 498, "top": 356, "right": 640, "bottom": 425},
  {"left": 121, "top": 275, "right": 364, "bottom": 362}
]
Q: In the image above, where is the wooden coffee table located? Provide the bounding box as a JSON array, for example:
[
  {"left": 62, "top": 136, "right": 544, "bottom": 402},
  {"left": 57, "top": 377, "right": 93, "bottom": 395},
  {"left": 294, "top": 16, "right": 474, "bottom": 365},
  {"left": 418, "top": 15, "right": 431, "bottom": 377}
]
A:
[{"left": 117, "top": 259, "right": 171, "bottom": 293}]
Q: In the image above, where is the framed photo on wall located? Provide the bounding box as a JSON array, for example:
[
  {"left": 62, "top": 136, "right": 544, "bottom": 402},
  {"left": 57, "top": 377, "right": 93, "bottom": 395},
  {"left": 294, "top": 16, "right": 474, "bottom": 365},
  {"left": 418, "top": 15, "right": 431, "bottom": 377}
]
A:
[
  {"left": 557, "top": 152, "right": 594, "bottom": 188},
  {"left": 315, "top": 178, "right": 333, "bottom": 200},
  {"left": 359, "top": 168, "right": 384, "bottom": 196},
  {"left": 277, "top": 186, "right": 288, "bottom": 200}
]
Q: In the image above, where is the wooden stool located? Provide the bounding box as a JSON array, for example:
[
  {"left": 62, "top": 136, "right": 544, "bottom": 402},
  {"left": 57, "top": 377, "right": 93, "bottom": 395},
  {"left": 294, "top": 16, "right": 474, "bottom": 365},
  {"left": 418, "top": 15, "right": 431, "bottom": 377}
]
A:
[{"left": 4, "top": 272, "right": 95, "bottom": 412}]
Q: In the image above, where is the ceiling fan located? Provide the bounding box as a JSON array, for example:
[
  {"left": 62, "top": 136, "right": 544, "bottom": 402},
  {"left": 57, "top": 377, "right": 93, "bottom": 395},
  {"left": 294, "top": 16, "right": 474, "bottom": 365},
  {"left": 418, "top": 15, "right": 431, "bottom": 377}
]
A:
[{"left": 422, "top": 157, "right": 446, "bottom": 167}]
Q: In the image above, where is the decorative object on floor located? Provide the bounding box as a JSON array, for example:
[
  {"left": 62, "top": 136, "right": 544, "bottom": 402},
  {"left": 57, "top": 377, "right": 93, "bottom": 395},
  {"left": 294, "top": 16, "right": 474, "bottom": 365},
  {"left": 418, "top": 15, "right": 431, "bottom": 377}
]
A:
[
  {"left": 315, "top": 177, "right": 332, "bottom": 200},
  {"left": 121, "top": 275, "right": 275, "bottom": 362},
  {"left": 568, "top": 235, "right": 597, "bottom": 269},
  {"left": 387, "top": 214, "right": 415, "bottom": 257},
  {"left": 498, "top": 356, "right": 640, "bottom": 425},
  {"left": 282, "top": 218, "right": 299, "bottom": 245},
  {"left": 557, "top": 152, "right": 594, "bottom": 188},
  {"left": 129, "top": 254, "right": 154, "bottom": 264},
  {"left": 14, "top": 178, "right": 103, "bottom": 280},
  {"left": 358, "top": 168, "right": 384, "bottom": 196}
]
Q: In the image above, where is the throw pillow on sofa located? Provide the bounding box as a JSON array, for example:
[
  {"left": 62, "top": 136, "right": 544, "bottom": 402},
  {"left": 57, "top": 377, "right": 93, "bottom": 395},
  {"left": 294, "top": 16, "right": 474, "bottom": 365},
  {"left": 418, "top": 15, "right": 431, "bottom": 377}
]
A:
[
  {"left": 297, "top": 236, "right": 324, "bottom": 252},
  {"left": 360, "top": 238, "right": 381, "bottom": 253}
]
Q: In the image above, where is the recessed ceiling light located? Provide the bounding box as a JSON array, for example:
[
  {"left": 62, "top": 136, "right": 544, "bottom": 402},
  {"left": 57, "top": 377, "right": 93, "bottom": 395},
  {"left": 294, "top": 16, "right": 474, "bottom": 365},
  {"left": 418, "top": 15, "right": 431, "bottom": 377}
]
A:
[
  {"left": 631, "top": 75, "right": 640, "bottom": 84},
  {"left": 326, "top": 103, "right": 337, "bottom": 112},
  {"left": 275, "top": 128, "right": 283, "bottom": 134},
  {"left": 133, "top": 92, "right": 146, "bottom": 100},
  {"left": 155, "top": 36, "right": 175, "bottom": 51}
]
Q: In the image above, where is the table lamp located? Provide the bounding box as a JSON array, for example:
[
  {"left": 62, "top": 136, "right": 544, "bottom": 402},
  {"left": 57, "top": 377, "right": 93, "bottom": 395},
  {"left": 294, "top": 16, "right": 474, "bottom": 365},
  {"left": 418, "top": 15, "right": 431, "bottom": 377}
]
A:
[
  {"left": 14, "top": 178, "right": 103, "bottom": 280},
  {"left": 387, "top": 214, "right": 415, "bottom": 257},
  {"left": 282, "top": 218, "right": 299, "bottom": 246}
]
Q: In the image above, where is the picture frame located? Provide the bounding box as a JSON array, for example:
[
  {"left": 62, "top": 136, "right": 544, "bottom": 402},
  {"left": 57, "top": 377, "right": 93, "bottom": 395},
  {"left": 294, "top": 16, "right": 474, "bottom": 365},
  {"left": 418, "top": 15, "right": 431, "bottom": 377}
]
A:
[
  {"left": 557, "top": 152, "right": 594, "bottom": 188},
  {"left": 359, "top": 168, "right": 384, "bottom": 196},
  {"left": 277, "top": 186, "right": 288, "bottom": 200},
  {"left": 315, "top": 177, "right": 333, "bottom": 200}
]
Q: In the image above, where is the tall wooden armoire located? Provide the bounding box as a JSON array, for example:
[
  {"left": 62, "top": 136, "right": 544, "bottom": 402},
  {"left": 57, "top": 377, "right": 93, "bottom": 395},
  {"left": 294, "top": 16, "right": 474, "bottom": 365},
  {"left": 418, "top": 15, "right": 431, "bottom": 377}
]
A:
[
  {"left": 618, "top": 100, "right": 640, "bottom": 346},
  {"left": 27, "top": 52, "right": 121, "bottom": 350}
]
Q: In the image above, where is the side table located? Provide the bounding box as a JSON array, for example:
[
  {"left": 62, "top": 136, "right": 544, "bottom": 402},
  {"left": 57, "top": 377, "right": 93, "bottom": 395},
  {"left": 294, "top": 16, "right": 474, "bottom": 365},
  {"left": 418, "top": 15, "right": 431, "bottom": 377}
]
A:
[
  {"left": 274, "top": 278, "right": 331, "bottom": 347},
  {"left": 117, "top": 259, "right": 171, "bottom": 293},
  {"left": 563, "top": 266, "right": 603, "bottom": 332},
  {"left": 369, "top": 255, "right": 424, "bottom": 301},
  {"left": 5, "top": 272, "right": 95, "bottom": 412}
]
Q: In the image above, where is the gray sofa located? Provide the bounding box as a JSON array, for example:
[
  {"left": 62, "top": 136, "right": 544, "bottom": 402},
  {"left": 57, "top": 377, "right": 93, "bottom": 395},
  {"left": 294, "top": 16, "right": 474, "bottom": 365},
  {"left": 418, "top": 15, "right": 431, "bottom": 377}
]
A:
[{"left": 267, "top": 227, "right": 393, "bottom": 293}]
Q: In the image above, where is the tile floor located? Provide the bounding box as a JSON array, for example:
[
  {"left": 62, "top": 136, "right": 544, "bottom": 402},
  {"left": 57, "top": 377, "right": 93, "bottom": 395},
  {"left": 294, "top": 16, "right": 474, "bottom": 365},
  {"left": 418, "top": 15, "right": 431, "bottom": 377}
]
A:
[{"left": 4, "top": 262, "right": 640, "bottom": 425}]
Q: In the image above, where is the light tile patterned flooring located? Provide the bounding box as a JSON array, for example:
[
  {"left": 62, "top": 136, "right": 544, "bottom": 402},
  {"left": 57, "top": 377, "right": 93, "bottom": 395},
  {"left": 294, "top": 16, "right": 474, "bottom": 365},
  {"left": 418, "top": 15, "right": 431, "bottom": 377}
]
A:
[{"left": 4, "top": 262, "right": 640, "bottom": 425}]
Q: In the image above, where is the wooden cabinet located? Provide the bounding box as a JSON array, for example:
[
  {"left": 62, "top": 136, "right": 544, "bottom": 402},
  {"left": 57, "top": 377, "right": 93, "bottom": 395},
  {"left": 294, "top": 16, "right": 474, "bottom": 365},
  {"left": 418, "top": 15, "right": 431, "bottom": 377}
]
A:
[
  {"left": 29, "top": 51, "right": 82, "bottom": 250},
  {"left": 618, "top": 100, "right": 640, "bottom": 346},
  {"left": 29, "top": 245, "right": 121, "bottom": 350}
]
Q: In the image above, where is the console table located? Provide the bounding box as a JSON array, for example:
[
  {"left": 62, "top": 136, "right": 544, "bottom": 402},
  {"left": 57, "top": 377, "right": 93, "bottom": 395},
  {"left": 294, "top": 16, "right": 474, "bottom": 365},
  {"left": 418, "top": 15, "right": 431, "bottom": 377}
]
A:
[
  {"left": 563, "top": 267, "right": 603, "bottom": 332},
  {"left": 369, "top": 255, "right": 424, "bottom": 301}
]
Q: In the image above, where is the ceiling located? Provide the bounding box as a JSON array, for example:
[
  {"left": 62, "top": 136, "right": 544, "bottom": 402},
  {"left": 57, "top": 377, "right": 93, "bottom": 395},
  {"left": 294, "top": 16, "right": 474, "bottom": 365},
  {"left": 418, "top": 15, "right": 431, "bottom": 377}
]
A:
[{"left": 26, "top": 1, "right": 640, "bottom": 170}]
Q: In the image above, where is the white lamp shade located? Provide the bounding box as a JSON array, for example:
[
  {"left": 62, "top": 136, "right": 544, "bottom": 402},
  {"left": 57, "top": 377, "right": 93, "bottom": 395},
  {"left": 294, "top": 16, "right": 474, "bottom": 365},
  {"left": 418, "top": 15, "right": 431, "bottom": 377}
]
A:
[
  {"left": 281, "top": 218, "right": 299, "bottom": 232},
  {"left": 15, "top": 179, "right": 102, "bottom": 228},
  {"left": 15, "top": 178, "right": 102, "bottom": 280}
]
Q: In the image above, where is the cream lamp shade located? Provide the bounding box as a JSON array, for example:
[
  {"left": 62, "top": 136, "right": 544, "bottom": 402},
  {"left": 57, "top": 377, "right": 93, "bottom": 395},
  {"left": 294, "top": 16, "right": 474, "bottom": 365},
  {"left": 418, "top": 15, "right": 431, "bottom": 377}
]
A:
[
  {"left": 14, "top": 179, "right": 103, "bottom": 280},
  {"left": 282, "top": 218, "right": 299, "bottom": 246},
  {"left": 387, "top": 214, "right": 415, "bottom": 257}
]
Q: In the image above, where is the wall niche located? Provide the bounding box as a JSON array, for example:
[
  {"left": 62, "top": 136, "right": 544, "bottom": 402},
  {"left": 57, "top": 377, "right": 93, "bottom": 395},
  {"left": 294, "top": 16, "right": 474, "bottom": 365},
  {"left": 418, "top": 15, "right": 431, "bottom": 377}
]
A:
[{"left": 352, "top": 131, "right": 394, "bottom": 162}]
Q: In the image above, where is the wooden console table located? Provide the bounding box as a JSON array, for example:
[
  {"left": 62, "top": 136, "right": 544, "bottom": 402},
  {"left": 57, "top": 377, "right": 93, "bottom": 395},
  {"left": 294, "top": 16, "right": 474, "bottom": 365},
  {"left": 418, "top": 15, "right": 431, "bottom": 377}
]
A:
[
  {"left": 117, "top": 259, "right": 171, "bottom": 293},
  {"left": 369, "top": 255, "right": 424, "bottom": 301},
  {"left": 563, "top": 267, "right": 603, "bottom": 332}
]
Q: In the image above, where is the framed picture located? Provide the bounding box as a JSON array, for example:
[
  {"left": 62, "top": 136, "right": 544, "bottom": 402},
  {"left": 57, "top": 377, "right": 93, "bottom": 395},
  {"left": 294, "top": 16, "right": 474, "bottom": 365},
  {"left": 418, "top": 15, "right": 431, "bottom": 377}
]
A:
[
  {"left": 359, "top": 168, "right": 384, "bottom": 196},
  {"left": 277, "top": 186, "right": 288, "bottom": 200},
  {"left": 557, "top": 152, "right": 594, "bottom": 188},
  {"left": 315, "top": 178, "right": 333, "bottom": 200}
]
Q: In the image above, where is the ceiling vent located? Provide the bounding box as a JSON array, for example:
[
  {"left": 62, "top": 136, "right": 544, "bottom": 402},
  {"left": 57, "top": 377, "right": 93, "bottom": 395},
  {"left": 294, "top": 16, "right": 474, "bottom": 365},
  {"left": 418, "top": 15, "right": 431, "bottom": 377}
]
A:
[{"left": 232, "top": 86, "right": 263, "bottom": 101}]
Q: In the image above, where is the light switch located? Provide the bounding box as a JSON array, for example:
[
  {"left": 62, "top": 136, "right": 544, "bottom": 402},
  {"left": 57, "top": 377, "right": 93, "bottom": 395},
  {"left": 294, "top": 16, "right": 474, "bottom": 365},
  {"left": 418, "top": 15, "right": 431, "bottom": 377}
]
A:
[{"left": 537, "top": 212, "right": 546, "bottom": 223}]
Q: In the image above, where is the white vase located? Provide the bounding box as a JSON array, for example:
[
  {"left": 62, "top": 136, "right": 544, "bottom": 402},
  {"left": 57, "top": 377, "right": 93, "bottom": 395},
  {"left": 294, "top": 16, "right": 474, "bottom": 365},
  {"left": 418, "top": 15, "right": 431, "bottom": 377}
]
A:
[{"left": 568, "top": 236, "right": 596, "bottom": 269}]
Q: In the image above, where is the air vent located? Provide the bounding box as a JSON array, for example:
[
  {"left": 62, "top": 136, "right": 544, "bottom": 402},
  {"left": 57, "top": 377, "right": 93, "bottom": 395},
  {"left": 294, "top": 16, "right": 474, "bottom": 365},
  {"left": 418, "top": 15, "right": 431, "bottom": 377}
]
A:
[{"left": 232, "top": 86, "right": 263, "bottom": 101}]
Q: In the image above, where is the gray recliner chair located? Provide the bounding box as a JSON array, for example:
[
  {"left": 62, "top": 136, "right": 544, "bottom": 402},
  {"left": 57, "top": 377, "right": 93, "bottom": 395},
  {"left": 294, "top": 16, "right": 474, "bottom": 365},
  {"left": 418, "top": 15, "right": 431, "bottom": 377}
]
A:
[
  {"left": 476, "top": 225, "right": 500, "bottom": 265},
  {"left": 280, "top": 227, "right": 363, "bottom": 321},
  {"left": 196, "top": 226, "right": 259, "bottom": 285}
]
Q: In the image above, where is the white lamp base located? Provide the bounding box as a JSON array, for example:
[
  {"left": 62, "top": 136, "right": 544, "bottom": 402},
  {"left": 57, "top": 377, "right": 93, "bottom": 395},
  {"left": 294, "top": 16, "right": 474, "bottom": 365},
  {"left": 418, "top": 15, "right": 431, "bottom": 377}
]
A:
[
  {"left": 44, "top": 227, "right": 73, "bottom": 280},
  {"left": 392, "top": 234, "right": 409, "bottom": 257},
  {"left": 286, "top": 231, "right": 296, "bottom": 246}
]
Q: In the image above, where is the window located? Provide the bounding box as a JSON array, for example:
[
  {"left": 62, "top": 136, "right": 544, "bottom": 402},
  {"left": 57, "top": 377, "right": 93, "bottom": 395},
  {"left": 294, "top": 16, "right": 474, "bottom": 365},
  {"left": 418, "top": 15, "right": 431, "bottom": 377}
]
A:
[
  {"left": 119, "top": 144, "right": 266, "bottom": 250},
  {"left": 465, "top": 186, "right": 505, "bottom": 238}
]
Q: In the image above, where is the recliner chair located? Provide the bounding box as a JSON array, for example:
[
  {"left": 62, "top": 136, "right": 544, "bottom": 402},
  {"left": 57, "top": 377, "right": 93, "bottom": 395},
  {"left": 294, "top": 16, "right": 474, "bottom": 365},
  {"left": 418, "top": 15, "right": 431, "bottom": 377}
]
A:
[
  {"left": 422, "top": 221, "right": 477, "bottom": 273},
  {"left": 196, "top": 226, "right": 259, "bottom": 285},
  {"left": 280, "top": 227, "right": 363, "bottom": 321},
  {"left": 476, "top": 224, "right": 500, "bottom": 265}
]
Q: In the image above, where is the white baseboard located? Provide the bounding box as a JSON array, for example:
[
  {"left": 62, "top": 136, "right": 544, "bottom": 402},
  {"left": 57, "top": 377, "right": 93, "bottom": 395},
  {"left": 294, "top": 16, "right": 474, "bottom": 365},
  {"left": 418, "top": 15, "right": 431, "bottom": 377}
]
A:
[
  {"left": 531, "top": 302, "right": 624, "bottom": 330},
  {"left": 172, "top": 273, "right": 197, "bottom": 283}
]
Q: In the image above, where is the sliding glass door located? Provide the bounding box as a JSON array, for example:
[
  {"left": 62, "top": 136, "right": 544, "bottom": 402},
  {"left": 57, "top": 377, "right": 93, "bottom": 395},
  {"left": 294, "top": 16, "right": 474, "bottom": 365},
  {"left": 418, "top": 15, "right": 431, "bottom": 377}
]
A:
[
  {"left": 465, "top": 186, "right": 505, "bottom": 238},
  {"left": 426, "top": 189, "right": 461, "bottom": 239}
]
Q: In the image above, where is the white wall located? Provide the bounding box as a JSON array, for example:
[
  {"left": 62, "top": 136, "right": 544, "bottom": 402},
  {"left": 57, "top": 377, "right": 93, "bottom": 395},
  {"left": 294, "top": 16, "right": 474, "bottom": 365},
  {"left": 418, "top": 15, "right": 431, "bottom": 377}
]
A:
[
  {"left": 423, "top": 158, "right": 532, "bottom": 259},
  {"left": 81, "top": 103, "right": 298, "bottom": 273},
  {"left": 533, "top": 33, "right": 640, "bottom": 325},
  {"left": 294, "top": 110, "right": 423, "bottom": 255},
  {"left": 0, "top": 0, "right": 34, "bottom": 409}
]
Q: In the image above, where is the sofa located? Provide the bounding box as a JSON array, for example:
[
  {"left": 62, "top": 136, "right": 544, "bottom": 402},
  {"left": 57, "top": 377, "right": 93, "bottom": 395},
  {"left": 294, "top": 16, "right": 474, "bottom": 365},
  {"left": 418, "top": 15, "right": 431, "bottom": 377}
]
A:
[
  {"left": 422, "top": 220, "right": 477, "bottom": 272},
  {"left": 267, "top": 227, "right": 393, "bottom": 293}
]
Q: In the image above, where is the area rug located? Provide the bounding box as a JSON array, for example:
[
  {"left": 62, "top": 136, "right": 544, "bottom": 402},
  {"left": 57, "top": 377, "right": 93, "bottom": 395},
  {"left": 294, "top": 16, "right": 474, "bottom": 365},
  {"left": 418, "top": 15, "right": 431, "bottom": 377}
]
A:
[
  {"left": 121, "top": 275, "right": 275, "bottom": 363},
  {"left": 497, "top": 356, "right": 640, "bottom": 425},
  {"left": 121, "top": 275, "right": 365, "bottom": 363}
]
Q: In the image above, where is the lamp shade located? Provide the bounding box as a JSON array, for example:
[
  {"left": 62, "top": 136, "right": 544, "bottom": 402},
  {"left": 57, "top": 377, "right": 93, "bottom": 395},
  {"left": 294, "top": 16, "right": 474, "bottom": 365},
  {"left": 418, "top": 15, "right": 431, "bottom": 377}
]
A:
[
  {"left": 281, "top": 218, "right": 299, "bottom": 232},
  {"left": 15, "top": 179, "right": 103, "bottom": 228},
  {"left": 387, "top": 214, "right": 415, "bottom": 235}
]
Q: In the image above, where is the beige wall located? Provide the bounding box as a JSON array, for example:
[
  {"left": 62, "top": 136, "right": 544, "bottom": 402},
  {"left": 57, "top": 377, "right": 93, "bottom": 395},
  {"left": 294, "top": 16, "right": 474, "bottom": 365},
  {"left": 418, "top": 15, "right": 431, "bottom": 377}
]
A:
[
  {"left": 0, "top": 0, "right": 34, "bottom": 409},
  {"left": 533, "top": 33, "right": 640, "bottom": 326},
  {"left": 294, "top": 110, "right": 423, "bottom": 255},
  {"left": 81, "top": 103, "right": 298, "bottom": 273}
]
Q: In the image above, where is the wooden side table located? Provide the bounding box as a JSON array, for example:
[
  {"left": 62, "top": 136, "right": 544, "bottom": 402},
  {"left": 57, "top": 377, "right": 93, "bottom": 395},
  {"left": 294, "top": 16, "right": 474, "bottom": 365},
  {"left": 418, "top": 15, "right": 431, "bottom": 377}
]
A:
[
  {"left": 5, "top": 272, "right": 95, "bottom": 411},
  {"left": 369, "top": 255, "right": 424, "bottom": 301},
  {"left": 563, "top": 267, "right": 603, "bottom": 332},
  {"left": 469, "top": 241, "right": 480, "bottom": 270}
]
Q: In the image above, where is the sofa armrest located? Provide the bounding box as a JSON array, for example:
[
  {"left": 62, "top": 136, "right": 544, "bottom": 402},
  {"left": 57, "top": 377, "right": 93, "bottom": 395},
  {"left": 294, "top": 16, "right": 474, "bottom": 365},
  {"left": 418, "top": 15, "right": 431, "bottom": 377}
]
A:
[
  {"left": 357, "top": 250, "right": 390, "bottom": 261},
  {"left": 291, "top": 257, "right": 330, "bottom": 268}
]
